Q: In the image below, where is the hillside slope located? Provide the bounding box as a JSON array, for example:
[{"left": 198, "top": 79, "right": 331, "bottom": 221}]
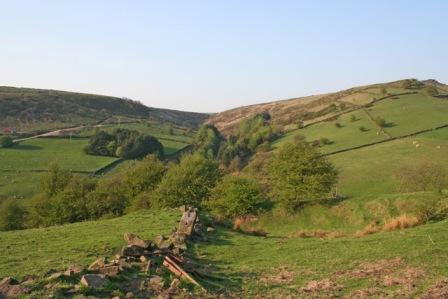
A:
[
  {"left": 208, "top": 79, "right": 448, "bottom": 135},
  {"left": 0, "top": 86, "right": 208, "bottom": 132}
]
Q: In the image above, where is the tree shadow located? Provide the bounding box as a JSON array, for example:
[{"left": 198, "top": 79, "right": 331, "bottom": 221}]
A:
[
  {"left": 186, "top": 228, "right": 251, "bottom": 295},
  {"left": 12, "top": 144, "right": 42, "bottom": 150}
]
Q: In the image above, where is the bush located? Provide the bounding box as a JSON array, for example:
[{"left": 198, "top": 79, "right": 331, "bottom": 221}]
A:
[
  {"left": 359, "top": 126, "right": 368, "bottom": 132},
  {"left": 0, "top": 199, "right": 27, "bottom": 231},
  {"left": 350, "top": 115, "right": 357, "bottom": 122},
  {"left": 383, "top": 214, "right": 420, "bottom": 231},
  {"left": 206, "top": 176, "right": 264, "bottom": 219},
  {"left": 153, "top": 154, "right": 221, "bottom": 208},
  {"left": 86, "top": 129, "right": 163, "bottom": 159},
  {"left": 0, "top": 136, "right": 13, "bottom": 148},
  {"left": 40, "top": 163, "right": 73, "bottom": 197},
  {"left": 267, "top": 140, "right": 338, "bottom": 211},
  {"left": 374, "top": 116, "right": 387, "bottom": 128},
  {"left": 334, "top": 122, "right": 342, "bottom": 128}
]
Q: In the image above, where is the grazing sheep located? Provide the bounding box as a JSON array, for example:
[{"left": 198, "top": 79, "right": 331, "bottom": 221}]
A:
[
  {"left": 436, "top": 145, "right": 441, "bottom": 149},
  {"left": 412, "top": 141, "right": 417, "bottom": 145},
  {"left": 416, "top": 144, "right": 420, "bottom": 148}
]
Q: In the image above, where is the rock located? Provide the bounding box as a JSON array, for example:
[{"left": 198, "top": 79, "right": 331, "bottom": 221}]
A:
[
  {"left": 140, "top": 255, "right": 149, "bottom": 263},
  {"left": 121, "top": 245, "right": 145, "bottom": 257},
  {"left": 149, "top": 276, "right": 164, "bottom": 292},
  {"left": 178, "top": 207, "right": 197, "bottom": 236},
  {"left": 64, "top": 264, "right": 84, "bottom": 276},
  {"left": 0, "top": 277, "right": 28, "bottom": 298},
  {"left": 124, "top": 233, "right": 150, "bottom": 249},
  {"left": 98, "top": 265, "right": 120, "bottom": 277},
  {"left": 80, "top": 274, "right": 107, "bottom": 290},
  {"left": 88, "top": 257, "right": 107, "bottom": 271},
  {"left": 153, "top": 235, "right": 172, "bottom": 250},
  {"left": 206, "top": 227, "right": 215, "bottom": 233}
]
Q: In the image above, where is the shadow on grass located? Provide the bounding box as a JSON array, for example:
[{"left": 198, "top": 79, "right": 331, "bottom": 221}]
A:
[
  {"left": 186, "top": 228, "right": 251, "bottom": 295},
  {"left": 12, "top": 144, "right": 42, "bottom": 150}
]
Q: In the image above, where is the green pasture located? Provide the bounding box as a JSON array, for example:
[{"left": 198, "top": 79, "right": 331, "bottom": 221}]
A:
[
  {"left": 366, "top": 93, "right": 448, "bottom": 137},
  {"left": 273, "top": 109, "right": 388, "bottom": 154}
]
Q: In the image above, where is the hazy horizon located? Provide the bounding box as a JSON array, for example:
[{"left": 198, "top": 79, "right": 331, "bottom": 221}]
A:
[{"left": 1, "top": 0, "right": 447, "bottom": 113}]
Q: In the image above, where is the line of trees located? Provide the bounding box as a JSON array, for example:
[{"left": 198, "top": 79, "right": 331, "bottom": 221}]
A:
[{"left": 85, "top": 128, "right": 163, "bottom": 159}]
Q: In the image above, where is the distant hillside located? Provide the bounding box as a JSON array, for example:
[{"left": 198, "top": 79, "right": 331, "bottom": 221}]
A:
[
  {"left": 0, "top": 86, "right": 208, "bottom": 132},
  {"left": 208, "top": 79, "right": 448, "bottom": 135}
]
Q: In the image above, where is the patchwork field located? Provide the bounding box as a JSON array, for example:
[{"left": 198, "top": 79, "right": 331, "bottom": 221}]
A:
[
  {"left": 366, "top": 93, "right": 448, "bottom": 137},
  {"left": 273, "top": 109, "right": 388, "bottom": 153}
]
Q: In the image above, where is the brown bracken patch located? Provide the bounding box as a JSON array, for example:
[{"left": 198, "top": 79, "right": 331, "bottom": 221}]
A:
[
  {"left": 260, "top": 265, "right": 295, "bottom": 285},
  {"left": 421, "top": 278, "right": 448, "bottom": 299}
]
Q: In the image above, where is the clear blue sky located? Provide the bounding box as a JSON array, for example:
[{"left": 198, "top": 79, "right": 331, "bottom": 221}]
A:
[{"left": 1, "top": 1, "right": 447, "bottom": 113}]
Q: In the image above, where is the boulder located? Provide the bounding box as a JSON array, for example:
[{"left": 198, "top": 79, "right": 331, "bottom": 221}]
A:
[
  {"left": 121, "top": 245, "right": 145, "bottom": 257},
  {"left": 178, "top": 207, "right": 197, "bottom": 236},
  {"left": 80, "top": 274, "right": 107, "bottom": 290},
  {"left": 98, "top": 265, "right": 120, "bottom": 277},
  {"left": 153, "top": 235, "right": 172, "bottom": 250},
  {"left": 88, "top": 257, "right": 107, "bottom": 271},
  {"left": 124, "top": 233, "right": 150, "bottom": 249},
  {"left": 207, "top": 227, "right": 215, "bottom": 233}
]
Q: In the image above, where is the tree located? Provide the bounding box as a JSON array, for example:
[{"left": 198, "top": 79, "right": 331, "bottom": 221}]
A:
[
  {"left": 194, "top": 124, "right": 223, "bottom": 158},
  {"left": 0, "top": 136, "right": 14, "bottom": 148},
  {"left": 40, "top": 163, "right": 72, "bottom": 197},
  {"left": 86, "top": 129, "right": 163, "bottom": 159},
  {"left": 206, "top": 175, "right": 264, "bottom": 219},
  {"left": 374, "top": 116, "right": 387, "bottom": 128},
  {"left": 334, "top": 122, "right": 342, "bottom": 128},
  {"left": 153, "top": 154, "right": 221, "bottom": 208},
  {"left": 350, "top": 115, "right": 357, "bottom": 122},
  {"left": 0, "top": 199, "right": 27, "bottom": 231},
  {"left": 267, "top": 140, "right": 338, "bottom": 211}
]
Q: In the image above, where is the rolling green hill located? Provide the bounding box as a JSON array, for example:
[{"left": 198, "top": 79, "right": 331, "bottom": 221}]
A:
[
  {"left": 0, "top": 86, "right": 208, "bottom": 132},
  {"left": 1, "top": 79, "right": 448, "bottom": 297}
]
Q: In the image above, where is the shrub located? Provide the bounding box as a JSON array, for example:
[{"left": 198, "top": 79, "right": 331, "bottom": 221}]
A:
[
  {"left": 207, "top": 176, "right": 264, "bottom": 219},
  {"left": 153, "top": 154, "right": 221, "bottom": 208},
  {"left": 334, "top": 122, "right": 342, "bottom": 128},
  {"left": 359, "top": 126, "right": 368, "bottom": 132},
  {"left": 0, "top": 199, "right": 27, "bottom": 231},
  {"left": 267, "top": 140, "right": 338, "bottom": 211},
  {"left": 0, "top": 136, "right": 14, "bottom": 148},
  {"left": 350, "top": 115, "right": 357, "bottom": 122},
  {"left": 40, "top": 163, "right": 73, "bottom": 197}
]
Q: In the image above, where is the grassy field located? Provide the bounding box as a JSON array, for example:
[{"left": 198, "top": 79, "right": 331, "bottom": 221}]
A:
[
  {"left": 330, "top": 135, "right": 448, "bottom": 198},
  {"left": 0, "top": 208, "right": 446, "bottom": 297},
  {"left": 273, "top": 109, "right": 388, "bottom": 154},
  {"left": 0, "top": 138, "right": 116, "bottom": 172},
  {"left": 367, "top": 93, "right": 448, "bottom": 137},
  {"left": 0, "top": 209, "right": 180, "bottom": 278}
]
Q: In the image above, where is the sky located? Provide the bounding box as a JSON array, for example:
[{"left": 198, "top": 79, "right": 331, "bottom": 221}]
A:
[{"left": 1, "top": 1, "right": 447, "bottom": 113}]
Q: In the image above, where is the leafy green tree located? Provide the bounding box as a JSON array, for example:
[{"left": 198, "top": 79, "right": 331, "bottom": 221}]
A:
[
  {"left": 374, "top": 116, "right": 387, "bottom": 128},
  {"left": 153, "top": 154, "right": 221, "bottom": 207},
  {"left": 51, "top": 177, "right": 96, "bottom": 224},
  {"left": 350, "top": 115, "right": 357, "bottom": 122},
  {"left": 0, "top": 199, "right": 27, "bottom": 231},
  {"left": 206, "top": 175, "right": 264, "bottom": 219},
  {"left": 194, "top": 124, "right": 223, "bottom": 158},
  {"left": 0, "top": 136, "right": 14, "bottom": 148},
  {"left": 87, "top": 176, "right": 129, "bottom": 219},
  {"left": 40, "top": 163, "right": 72, "bottom": 197},
  {"left": 267, "top": 140, "right": 338, "bottom": 211}
]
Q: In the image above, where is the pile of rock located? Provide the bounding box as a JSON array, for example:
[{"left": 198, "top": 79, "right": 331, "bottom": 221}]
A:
[{"left": 0, "top": 206, "right": 210, "bottom": 299}]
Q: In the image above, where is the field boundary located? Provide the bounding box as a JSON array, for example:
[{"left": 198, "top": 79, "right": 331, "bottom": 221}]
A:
[{"left": 323, "top": 123, "right": 448, "bottom": 156}]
